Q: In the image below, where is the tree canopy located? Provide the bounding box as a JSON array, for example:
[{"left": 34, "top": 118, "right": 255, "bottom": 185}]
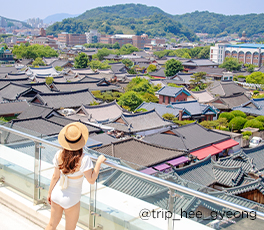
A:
[
  {"left": 74, "top": 52, "right": 89, "bottom": 68},
  {"left": 32, "top": 57, "right": 45, "bottom": 66},
  {"left": 12, "top": 44, "right": 58, "bottom": 59},
  {"left": 165, "top": 59, "right": 184, "bottom": 77},
  {"left": 219, "top": 57, "right": 242, "bottom": 71},
  {"left": 246, "top": 72, "right": 264, "bottom": 85}
]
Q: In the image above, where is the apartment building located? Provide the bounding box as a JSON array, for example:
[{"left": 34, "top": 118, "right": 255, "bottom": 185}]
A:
[{"left": 58, "top": 33, "right": 86, "bottom": 46}]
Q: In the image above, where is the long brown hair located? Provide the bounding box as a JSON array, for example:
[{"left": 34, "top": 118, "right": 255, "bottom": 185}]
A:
[{"left": 59, "top": 148, "right": 83, "bottom": 174}]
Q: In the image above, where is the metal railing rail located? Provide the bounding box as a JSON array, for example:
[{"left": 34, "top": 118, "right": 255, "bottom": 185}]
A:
[{"left": 1, "top": 125, "right": 264, "bottom": 221}]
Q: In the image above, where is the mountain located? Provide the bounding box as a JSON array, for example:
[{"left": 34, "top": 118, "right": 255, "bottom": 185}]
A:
[
  {"left": 43, "top": 13, "right": 80, "bottom": 24},
  {"left": 46, "top": 4, "right": 264, "bottom": 40},
  {"left": 173, "top": 11, "right": 264, "bottom": 37},
  {"left": 46, "top": 4, "right": 196, "bottom": 41},
  {"left": 77, "top": 3, "right": 172, "bottom": 20},
  {"left": 0, "top": 16, "right": 30, "bottom": 28}
]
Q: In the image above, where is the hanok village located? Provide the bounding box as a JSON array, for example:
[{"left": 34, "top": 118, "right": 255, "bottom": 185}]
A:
[{"left": 2, "top": 43, "right": 264, "bottom": 229}]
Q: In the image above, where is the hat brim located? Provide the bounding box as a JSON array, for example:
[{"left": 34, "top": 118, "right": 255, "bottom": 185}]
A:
[{"left": 58, "top": 122, "right": 89, "bottom": 151}]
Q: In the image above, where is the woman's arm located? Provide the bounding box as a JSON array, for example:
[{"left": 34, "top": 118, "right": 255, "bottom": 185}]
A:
[
  {"left": 47, "top": 167, "right": 61, "bottom": 205},
  {"left": 84, "top": 155, "right": 106, "bottom": 184}
]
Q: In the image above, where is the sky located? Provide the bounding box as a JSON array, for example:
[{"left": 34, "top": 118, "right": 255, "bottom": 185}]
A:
[{"left": 0, "top": 0, "right": 263, "bottom": 21}]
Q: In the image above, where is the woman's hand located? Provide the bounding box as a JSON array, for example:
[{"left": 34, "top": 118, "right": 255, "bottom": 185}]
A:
[
  {"left": 47, "top": 193, "right": 52, "bottom": 205},
  {"left": 98, "top": 155, "right": 106, "bottom": 164}
]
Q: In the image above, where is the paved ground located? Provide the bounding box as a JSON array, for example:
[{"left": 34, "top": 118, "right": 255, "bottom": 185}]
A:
[{"left": 0, "top": 203, "right": 43, "bottom": 230}]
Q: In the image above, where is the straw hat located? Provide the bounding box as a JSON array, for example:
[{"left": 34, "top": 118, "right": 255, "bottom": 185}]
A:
[{"left": 58, "top": 122, "right": 89, "bottom": 151}]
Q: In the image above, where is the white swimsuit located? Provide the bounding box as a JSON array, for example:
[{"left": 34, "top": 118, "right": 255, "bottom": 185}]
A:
[{"left": 51, "top": 150, "right": 93, "bottom": 209}]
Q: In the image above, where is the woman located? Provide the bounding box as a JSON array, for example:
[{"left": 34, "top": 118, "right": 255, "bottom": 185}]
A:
[{"left": 45, "top": 122, "right": 106, "bottom": 230}]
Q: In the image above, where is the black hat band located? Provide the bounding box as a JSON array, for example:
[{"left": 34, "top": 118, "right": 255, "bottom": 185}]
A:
[{"left": 64, "top": 134, "right": 82, "bottom": 143}]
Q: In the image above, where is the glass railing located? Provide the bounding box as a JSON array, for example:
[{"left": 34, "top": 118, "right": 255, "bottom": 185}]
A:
[{"left": 1, "top": 124, "right": 264, "bottom": 230}]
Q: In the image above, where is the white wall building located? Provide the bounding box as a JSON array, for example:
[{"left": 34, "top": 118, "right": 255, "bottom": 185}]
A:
[
  {"left": 85, "top": 30, "right": 101, "bottom": 44},
  {"left": 210, "top": 43, "right": 264, "bottom": 67}
]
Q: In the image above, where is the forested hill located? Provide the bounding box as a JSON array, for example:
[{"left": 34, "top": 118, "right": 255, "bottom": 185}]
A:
[
  {"left": 173, "top": 11, "right": 264, "bottom": 37},
  {"left": 77, "top": 3, "right": 172, "bottom": 20},
  {"left": 46, "top": 4, "right": 264, "bottom": 39},
  {"left": 46, "top": 13, "right": 197, "bottom": 41}
]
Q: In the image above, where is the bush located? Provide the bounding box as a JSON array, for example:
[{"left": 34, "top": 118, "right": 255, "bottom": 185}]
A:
[
  {"left": 217, "top": 117, "right": 228, "bottom": 127},
  {"left": 220, "top": 127, "right": 229, "bottom": 131},
  {"left": 230, "top": 110, "right": 247, "bottom": 118},
  {"left": 199, "top": 121, "right": 211, "bottom": 129},
  {"left": 243, "top": 119, "right": 264, "bottom": 130},
  {"left": 45, "top": 77, "right": 54, "bottom": 85},
  {"left": 242, "top": 131, "right": 252, "bottom": 136},
  {"left": 256, "top": 116, "right": 264, "bottom": 123},
  {"left": 162, "top": 113, "right": 175, "bottom": 121},
  {"left": 243, "top": 135, "right": 250, "bottom": 140},
  {"left": 219, "top": 112, "right": 235, "bottom": 122},
  {"left": 173, "top": 118, "right": 195, "bottom": 126},
  {"left": 247, "top": 116, "right": 255, "bottom": 120},
  {"left": 135, "top": 108, "right": 148, "bottom": 112},
  {"left": 228, "top": 117, "right": 247, "bottom": 131},
  {"left": 253, "top": 90, "right": 259, "bottom": 96}
]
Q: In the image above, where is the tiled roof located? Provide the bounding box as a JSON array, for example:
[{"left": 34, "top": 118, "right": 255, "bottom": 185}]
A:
[
  {"left": 0, "top": 82, "right": 31, "bottom": 101},
  {"left": 174, "top": 156, "right": 215, "bottom": 186},
  {"left": 244, "top": 144, "right": 264, "bottom": 172},
  {"left": 30, "top": 89, "right": 99, "bottom": 109},
  {"left": 156, "top": 86, "right": 191, "bottom": 97},
  {"left": 76, "top": 101, "right": 124, "bottom": 123},
  {"left": 210, "top": 92, "right": 250, "bottom": 110},
  {"left": 5, "top": 117, "right": 64, "bottom": 143},
  {"left": 143, "top": 123, "right": 230, "bottom": 152},
  {"left": 105, "top": 109, "right": 173, "bottom": 133},
  {"left": 209, "top": 80, "right": 250, "bottom": 97},
  {"left": 17, "top": 103, "right": 57, "bottom": 119},
  {"left": 190, "top": 90, "right": 214, "bottom": 103},
  {"left": 53, "top": 79, "right": 121, "bottom": 92},
  {"left": 189, "top": 67, "right": 226, "bottom": 75},
  {"left": 218, "top": 150, "right": 256, "bottom": 173},
  {"left": 149, "top": 68, "right": 167, "bottom": 78},
  {"left": 51, "top": 60, "right": 72, "bottom": 68},
  {"left": 232, "top": 98, "right": 264, "bottom": 116},
  {"left": 136, "top": 102, "right": 191, "bottom": 118},
  {"left": 93, "top": 138, "right": 186, "bottom": 168},
  {"left": 23, "top": 82, "right": 54, "bottom": 93},
  {"left": 27, "top": 66, "right": 58, "bottom": 77},
  {"left": 46, "top": 114, "right": 101, "bottom": 134},
  {"left": 108, "top": 63, "right": 127, "bottom": 74},
  {"left": 212, "top": 164, "right": 244, "bottom": 187},
  {"left": 103, "top": 170, "right": 165, "bottom": 198},
  {"left": 43, "top": 57, "right": 59, "bottom": 65},
  {"left": 0, "top": 100, "right": 30, "bottom": 116},
  {"left": 182, "top": 59, "right": 218, "bottom": 67},
  {"left": 89, "top": 133, "right": 117, "bottom": 146},
  {"left": 171, "top": 100, "right": 217, "bottom": 116}
]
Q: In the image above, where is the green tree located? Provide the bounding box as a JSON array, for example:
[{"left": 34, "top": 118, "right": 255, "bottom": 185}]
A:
[
  {"left": 228, "top": 117, "right": 247, "bottom": 131},
  {"left": 219, "top": 57, "right": 242, "bottom": 71},
  {"left": 32, "top": 57, "right": 45, "bottom": 66},
  {"left": 118, "top": 91, "right": 143, "bottom": 111},
  {"left": 246, "top": 72, "right": 264, "bottom": 85},
  {"left": 219, "top": 112, "right": 235, "bottom": 122},
  {"left": 162, "top": 113, "right": 175, "bottom": 120},
  {"left": 119, "top": 44, "right": 139, "bottom": 55},
  {"left": 182, "top": 52, "right": 191, "bottom": 59},
  {"left": 165, "top": 59, "right": 184, "bottom": 77},
  {"left": 142, "top": 93, "right": 159, "bottom": 103},
  {"left": 89, "top": 60, "right": 110, "bottom": 70},
  {"left": 113, "top": 42, "right": 120, "bottom": 49},
  {"left": 256, "top": 116, "right": 264, "bottom": 123},
  {"left": 243, "top": 119, "right": 264, "bottom": 130},
  {"left": 45, "top": 77, "right": 54, "bottom": 85},
  {"left": 94, "top": 48, "right": 114, "bottom": 61},
  {"left": 55, "top": 66, "right": 63, "bottom": 71},
  {"left": 217, "top": 117, "right": 228, "bottom": 128},
  {"left": 122, "top": 59, "right": 133, "bottom": 67},
  {"left": 74, "top": 52, "right": 89, "bottom": 69},
  {"left": 230, "top": 110, "right": 247, "bottom": 118},
  {"left": 167, "top": 83, "right": 183, "bottom": 88},
  {"left": 147, "top": 64, "right": 157, "bottom": 73},
  {"left": 190, "top": 72, "right": 206, "bottom": 88},
  {"left": 245, "top": 64, "right": 257, "bottom": 73}
]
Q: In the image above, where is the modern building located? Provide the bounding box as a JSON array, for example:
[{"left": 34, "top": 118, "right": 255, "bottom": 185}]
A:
[
  {"left": 0, "top": 47, "right": 14, "bottom": 64},
  {"left": 58, "top": 32, "right": 86, "bottom": 46},
  {"left": 210, "top": 43, "right": 264, "bottom": 67},
  {"left": 100, "top": 34, "right": 165, "bottom": 49},
  {"left": 85, "top": 30, "right": 101, "bottom": 44}
]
